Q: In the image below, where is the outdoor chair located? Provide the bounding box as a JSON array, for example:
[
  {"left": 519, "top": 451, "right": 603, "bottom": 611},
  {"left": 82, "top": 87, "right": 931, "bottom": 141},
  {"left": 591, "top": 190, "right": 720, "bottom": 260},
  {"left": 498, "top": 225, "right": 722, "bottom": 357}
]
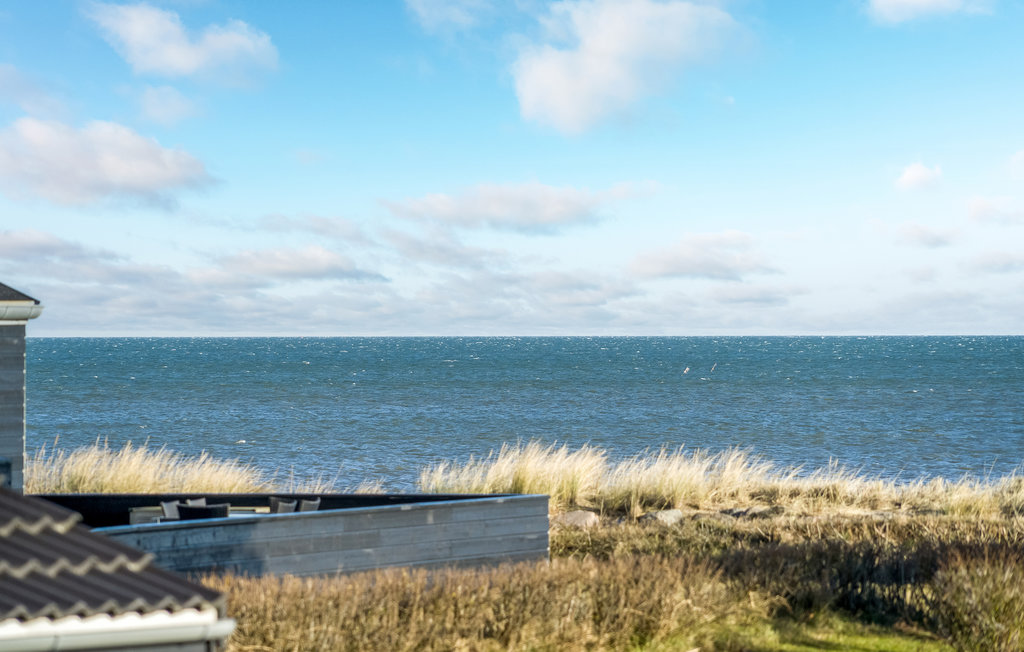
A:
[
  {"left": 268, "top": 496, "right": 297, "bottom": 513},
  {"left": 298, "top": 497, "right": 321, "bottom": 512},
  {"left": 177, "top": 503, "right": 230, "bottom": 520},
  {"left": 161, "top": 497, "right": 209, "bottom": 521},
  {"left": 160, "top": 500, "right": 180, "bottom": 520}
]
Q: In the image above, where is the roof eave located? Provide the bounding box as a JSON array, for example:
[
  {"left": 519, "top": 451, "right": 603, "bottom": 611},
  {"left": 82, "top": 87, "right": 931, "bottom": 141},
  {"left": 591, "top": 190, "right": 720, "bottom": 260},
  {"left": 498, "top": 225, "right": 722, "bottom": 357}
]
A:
[
  {"left": 0, "top": 608, "right": 235, "bottom": 650},
  {"left": 0, "top": 303, "right": 44, "bottom": 324}
]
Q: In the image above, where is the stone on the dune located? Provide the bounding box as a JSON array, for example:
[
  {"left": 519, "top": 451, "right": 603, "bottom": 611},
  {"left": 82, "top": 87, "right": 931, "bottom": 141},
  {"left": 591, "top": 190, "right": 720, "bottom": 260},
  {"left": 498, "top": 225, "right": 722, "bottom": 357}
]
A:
[
  {"left": 719, "top": 505, "right": 784, "bottom": 519},
  {"left": 553, "top": 510, "right": 600, "bottom": 529},
  {"left": 747, "top": 505, "right": 785, "bottom": 518},
  {"left": 640, "top": 509, "right": 684, "bottom": 526}
]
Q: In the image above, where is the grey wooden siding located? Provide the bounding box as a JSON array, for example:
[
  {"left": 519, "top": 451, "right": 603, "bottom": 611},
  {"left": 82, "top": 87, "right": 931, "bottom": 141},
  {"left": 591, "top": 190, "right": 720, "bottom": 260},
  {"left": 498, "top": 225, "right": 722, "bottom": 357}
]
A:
[
  {"left": 0, "top": 324, "right": 26, "bottom": 492},
  {"left": 98, "top": 495, "right": 548, "bottom": 577}
]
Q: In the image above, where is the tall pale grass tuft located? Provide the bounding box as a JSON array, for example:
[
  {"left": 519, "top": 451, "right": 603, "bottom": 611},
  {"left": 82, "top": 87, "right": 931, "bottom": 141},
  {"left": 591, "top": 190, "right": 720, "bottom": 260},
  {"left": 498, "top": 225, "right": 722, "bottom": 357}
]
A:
[
  {"left": 601, "top": 447, "right": 714, "bottom": 516},
  {"left": 25, "top": 440, "right": 272, "bottom": 494},
  {"left": 419, "top": 441, "right": 606, "bottom": 511},
  {"left": 710, "top": 448, "right": 776, "bottom": 502},
  {"left": 996, "top": 474, "right": 1024, "bottom": 516}
]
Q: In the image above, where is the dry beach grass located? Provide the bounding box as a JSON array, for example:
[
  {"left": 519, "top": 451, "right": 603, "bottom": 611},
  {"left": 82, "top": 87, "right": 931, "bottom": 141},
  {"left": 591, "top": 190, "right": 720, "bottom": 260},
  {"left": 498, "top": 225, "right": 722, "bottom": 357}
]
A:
[
  {"left": 419, "top": 440, "right": 1024, "bottom": 519},
  {"left": 29, "top": 439, "right": 1024, "bottom": 519},
  {"left": 25, "top": 439, "right": 271, "bottom": 494},
  {"left": 24, "top": 441, "right": 1024, "bottom": 650},
  {"left": 24, "top": 439, "right": 344, "bottom": 494}
]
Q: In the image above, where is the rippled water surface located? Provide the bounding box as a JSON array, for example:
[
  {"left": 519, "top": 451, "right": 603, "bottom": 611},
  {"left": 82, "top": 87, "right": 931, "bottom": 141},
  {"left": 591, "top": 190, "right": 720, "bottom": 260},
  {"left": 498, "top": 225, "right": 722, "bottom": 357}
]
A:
[{"left": 25, "top": 336, "right": 1024, "bottom": 490}]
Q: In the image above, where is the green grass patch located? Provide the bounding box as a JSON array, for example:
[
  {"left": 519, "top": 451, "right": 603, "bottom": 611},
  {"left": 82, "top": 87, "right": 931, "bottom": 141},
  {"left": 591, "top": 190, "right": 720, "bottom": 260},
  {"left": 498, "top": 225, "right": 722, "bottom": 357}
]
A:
[{"left": 652, "top": 612, "right": 953, "bottom": 651}]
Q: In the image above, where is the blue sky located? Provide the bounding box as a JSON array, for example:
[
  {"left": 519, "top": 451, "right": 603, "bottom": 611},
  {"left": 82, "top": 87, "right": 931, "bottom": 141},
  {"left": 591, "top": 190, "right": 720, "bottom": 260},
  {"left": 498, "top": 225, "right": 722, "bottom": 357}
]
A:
[{"left": 1, "top": 0, "right": 1021, "bottom": 335}]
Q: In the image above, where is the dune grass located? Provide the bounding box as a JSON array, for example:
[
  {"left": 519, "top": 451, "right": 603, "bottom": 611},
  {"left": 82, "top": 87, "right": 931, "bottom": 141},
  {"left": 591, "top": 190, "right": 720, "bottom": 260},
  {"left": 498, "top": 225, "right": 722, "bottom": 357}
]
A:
[
  {"left": 420, "top": 440, "right": 1024, "bottom": 518},
  {"left": 25, "top": 440, "right": 271, "bottom": 494},
  {"left": 24, "top": 439, "right": 344, "bottom": 494},
  {"left": 419, "top": 441, "right": 608, "bottom": 511},
  {"left": 29, "top": 438, "right": 1024, "bottom": 518}
]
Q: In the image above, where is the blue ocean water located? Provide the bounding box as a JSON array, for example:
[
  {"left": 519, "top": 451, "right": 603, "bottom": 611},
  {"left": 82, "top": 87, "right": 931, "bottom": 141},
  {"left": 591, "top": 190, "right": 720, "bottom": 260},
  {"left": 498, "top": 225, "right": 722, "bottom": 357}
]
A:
[{"left": 24, "top": 336, "right": 1024, "bottom": 491}]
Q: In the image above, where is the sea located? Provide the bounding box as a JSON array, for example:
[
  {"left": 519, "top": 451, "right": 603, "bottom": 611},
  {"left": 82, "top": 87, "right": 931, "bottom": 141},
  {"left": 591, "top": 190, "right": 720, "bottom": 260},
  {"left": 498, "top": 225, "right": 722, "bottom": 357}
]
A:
[{"left": 24, "top": 336, "right": 1024, "bottom": 491}]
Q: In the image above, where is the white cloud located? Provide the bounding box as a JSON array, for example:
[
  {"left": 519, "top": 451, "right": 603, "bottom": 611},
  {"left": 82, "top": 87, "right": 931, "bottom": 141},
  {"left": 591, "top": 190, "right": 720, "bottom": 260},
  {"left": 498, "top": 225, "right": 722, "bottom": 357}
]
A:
[
  {"left": 867, "top": 0, "right": 989, "bottom": 23},
  {"left": 711, "top": 284, "right": 797, "bottom": 306},
  {"left": 862, "top": 289, "right": 991, "bottom": 333},
  {"left": 631, "top": 230, "right": 775, "bottom": 280},
  {"left": 260, "top": 215, "right": 372, "bottom": 244},
  {"left": 0, "top": 64, "right": 63, "bottom": 116},
  {"left": 381, "top": 228, "right": 506, "bottom": 269},
  {"left": 897, "top": 222, "right": 956, "bottom": 247},
  {"left": 86, "top": 2, "right": 277, "bottom": 79},
  {"left": 0, "top": 229, "right": 117, "bottom": 262},
  {"left": 140, "top": 85, "right": 197, "bottom": 124},
  {"left": 11, "top": 223, "right": 1020, "bottom": 336},
  {"left": 905, "top": 266, "right": 939, "bottom": 283},
  {"left": 0, "top": 117, "right": 211, "bottom": 205},
  {"left": 403, "top": 267, "right": 637, "bottom": 331},
  {"left": 0, "top": 230, "right": 395, "bottom": 334},
  {"left": 895, "top": 162, "right": 942, "bottom": 190},
  {"left": 512, "top": 0, "right": 737, "bottom": 134},
  {"left": 967, "top": 251, "right": 1024, "bottom": 274},
  {"left": 217, "top": 246, "right": 386, "bottom": 283},
  {"left": 0, "top": 230, "right": 182, "bottom": 291},
  {"left": 384, "top": 182, "right": 642, "bottom": 231},
  {"left": 969, "top": 196, "right": 1024, "bottom": 225},
  {"left": 528, "top": 270, "right": 637, "bottom": 308},
  {"left": 405, "top": 0, "right": 491, "bottom": 32}
]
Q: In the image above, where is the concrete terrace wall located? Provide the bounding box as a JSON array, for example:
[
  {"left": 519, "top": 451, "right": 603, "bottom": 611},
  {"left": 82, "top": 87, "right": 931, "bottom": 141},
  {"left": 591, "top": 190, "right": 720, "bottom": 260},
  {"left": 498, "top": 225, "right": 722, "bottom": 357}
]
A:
[
  {"left": 97, "top": 495, "right": 549, "bottom": 577},
  {"left": 0, "top": 324, "right": 26, "bottom": 491}
]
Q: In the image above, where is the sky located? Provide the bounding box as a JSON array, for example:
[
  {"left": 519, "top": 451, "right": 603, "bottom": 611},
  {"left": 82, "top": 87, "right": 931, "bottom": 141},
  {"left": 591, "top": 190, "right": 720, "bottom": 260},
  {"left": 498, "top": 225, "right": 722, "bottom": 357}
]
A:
[{"left": 0, "top": 0, "right": 1022, "bottom": 336}]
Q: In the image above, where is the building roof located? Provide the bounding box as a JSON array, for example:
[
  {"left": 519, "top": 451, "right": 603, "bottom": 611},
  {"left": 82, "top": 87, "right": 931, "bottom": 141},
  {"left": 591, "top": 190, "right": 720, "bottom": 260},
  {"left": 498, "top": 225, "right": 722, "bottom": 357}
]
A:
[
  {"left": 0, "top": 488, "right": 227, "bottom": 622},
  {"left": 0, "top": 283, "right": 39, "bottom": 304}
]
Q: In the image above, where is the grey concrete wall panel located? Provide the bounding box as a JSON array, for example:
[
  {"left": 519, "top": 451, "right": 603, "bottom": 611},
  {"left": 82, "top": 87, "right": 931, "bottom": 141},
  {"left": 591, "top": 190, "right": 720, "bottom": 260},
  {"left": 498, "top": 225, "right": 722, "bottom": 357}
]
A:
[
  {"left": 0, "top": 324, "right": 25, "bottom": 491},
  {"left": 100, "top": 495, "right": 549, "bottom": 577}
]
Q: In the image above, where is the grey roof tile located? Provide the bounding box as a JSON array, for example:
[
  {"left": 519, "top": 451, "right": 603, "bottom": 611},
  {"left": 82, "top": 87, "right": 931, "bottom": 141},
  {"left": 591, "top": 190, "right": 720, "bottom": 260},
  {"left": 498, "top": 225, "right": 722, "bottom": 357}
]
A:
[
  {"left": 0, "top": 282, "right": 39, "bottom": 304},
  {"left": 0, "top": 527, "right": 152, "bottom": 579},
  {"left": 0, "top": 490, "right": 79, "bottom": 536},
  {"left": 0, "top": 488, "right": 226, "bottom": 621}
]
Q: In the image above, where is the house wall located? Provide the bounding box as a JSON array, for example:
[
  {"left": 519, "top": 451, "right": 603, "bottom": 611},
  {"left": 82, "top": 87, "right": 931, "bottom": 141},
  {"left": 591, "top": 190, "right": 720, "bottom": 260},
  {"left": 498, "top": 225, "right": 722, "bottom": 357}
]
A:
[
  {"left": 0, "top": 324, "right": 27, "bottom": 492},
  {"left": 98, "top": 494, "right": 549, "bottom": 577}
]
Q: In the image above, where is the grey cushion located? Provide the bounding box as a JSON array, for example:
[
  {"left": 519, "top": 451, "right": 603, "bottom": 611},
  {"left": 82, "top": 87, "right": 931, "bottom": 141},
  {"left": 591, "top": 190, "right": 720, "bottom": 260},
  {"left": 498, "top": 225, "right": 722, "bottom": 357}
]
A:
[
  {"left": 177, "top": 503, "right": 230, "bottom": 520},
  {"left": 268, "top": 497, "right": 297, "bottom": 513}
]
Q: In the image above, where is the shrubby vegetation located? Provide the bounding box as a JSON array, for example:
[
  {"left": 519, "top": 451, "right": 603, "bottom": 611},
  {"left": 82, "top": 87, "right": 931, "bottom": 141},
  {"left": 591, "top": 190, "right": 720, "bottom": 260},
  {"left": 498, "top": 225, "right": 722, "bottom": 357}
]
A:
[{"left": 209, "top": 514, "right": 1024, "bottom": 651}]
